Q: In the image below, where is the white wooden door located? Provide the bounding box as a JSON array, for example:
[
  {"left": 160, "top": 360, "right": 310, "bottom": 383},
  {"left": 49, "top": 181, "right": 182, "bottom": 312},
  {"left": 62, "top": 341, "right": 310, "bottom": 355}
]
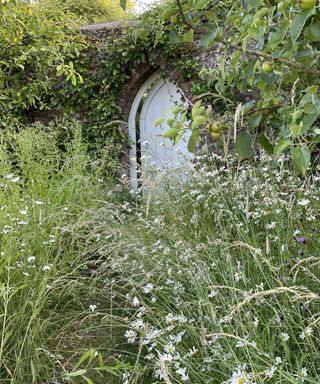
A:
[{"left": 139, "top": 78, "right": 192, "bottom": 184}]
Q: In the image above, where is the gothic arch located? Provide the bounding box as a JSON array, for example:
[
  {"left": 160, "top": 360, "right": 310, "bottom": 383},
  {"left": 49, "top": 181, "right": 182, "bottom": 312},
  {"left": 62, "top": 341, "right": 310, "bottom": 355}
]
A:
[{"left": 117, "top": 50, "right": 195, "bottom": 121}]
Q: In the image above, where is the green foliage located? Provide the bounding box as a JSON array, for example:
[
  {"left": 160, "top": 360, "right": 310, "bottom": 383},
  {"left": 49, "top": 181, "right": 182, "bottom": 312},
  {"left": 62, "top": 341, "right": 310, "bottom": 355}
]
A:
[
  {"left": 0, "top": 0, "right": 87, "bottom": 121},
  {"left": 4, "top": 0, "right": 319, "bottom": 173},
  {"left": 0, "top": 0, "right": 206, "bottom": 157},
  {"left": 137, "top": 0, "right": 320, "bottom": 174},
  {"left": 235, "top": 130, "right": 255, "bottom": 160},
  {"left": 67, "top": 349, "right": 131, "bottom": 383},
  {"left": 0, "top": 0, "right": 132, "bottom": 155},
  {"left": 42, "top": 0, "right": 134, "bottom": 25}
]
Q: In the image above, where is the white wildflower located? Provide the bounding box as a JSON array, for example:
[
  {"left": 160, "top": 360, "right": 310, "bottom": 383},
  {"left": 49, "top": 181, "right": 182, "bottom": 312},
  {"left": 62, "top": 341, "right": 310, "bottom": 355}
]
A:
[
  {"left": 230, "top": 375, "right": 245, "bottom": 384},
  {"left": 27, "top": 256, "right": 36, "bottom": 263},
  {"left": 264, "top": 365, "right": 277, "bottom": 378},
  {"left": 5, "top": 174, "right": 20, "bottom": 183},
  {"left": 280, "top": 332, "right": 290, "bottom": 341},
  {"left": 253, "top": 317, "right": 259, "bottom": 328},
  {"left": 186, "top": 346, "right": 198, "bottom": 357},
  {"left": 301, "top": 367, "right": 308, "bottom": 379},
  {"left": 162, "top": 353, "right": 173, "bottom": 362},
  {"left": 89, "top": 304, "right": 97, "bottom": 312},
  {"left": 208, "top": 289, "right": 218, "bottom": 298},
  {"left": 43, "top": 239, "right": 55, "bottom": 245},
  {"left": 136, "top": 306, "right": 145, "bottom": 318},
  {"left": 124, "top": 329, "right": 137, "bottom": 343},
  {"left": 234, "top": 271, "right": 243, "bottom": 283},
  {"left": 300, "top": 327, "right": 313, "bottom": 340},
  {"left": 295, "top": 367, "right": 308, "bottom": 383},
  {"left": 176, "top": 367, "right": 189, "bottom": 382},
  {"left": 143, "top": 283, "right": 154, "bottom": 293},
  {"left": 131, "top": 319, "right": 144, "bottom": 329},
  {"left": 220, "top": 315, "right": 232, "bottom": 324},
  {"left": 297, "top": 198, "right": 310, "bottom": 206},
  {"left": 170, "top": 331, "right": 185, "bottom": 343},
  {"left": 236, "top": 341, "right": 246, "bottom": 348},
  {"left": 132, "top": 296, "right": 140, "bottom": 307},
  {"left": 266, "top": 222, "right": 276, "bottom": 229},
  {"left": 275, "top": 356, "right": 282, "bottom": 365},
  {"left": 164, "top": 342, "right": 176, "bottom": 354}
]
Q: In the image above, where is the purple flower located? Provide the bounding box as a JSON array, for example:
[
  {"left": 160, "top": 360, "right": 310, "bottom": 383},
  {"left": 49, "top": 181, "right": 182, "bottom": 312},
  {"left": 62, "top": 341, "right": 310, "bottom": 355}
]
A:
[{"left": 297, "top": 237, "right": 306, "bottom": 244}]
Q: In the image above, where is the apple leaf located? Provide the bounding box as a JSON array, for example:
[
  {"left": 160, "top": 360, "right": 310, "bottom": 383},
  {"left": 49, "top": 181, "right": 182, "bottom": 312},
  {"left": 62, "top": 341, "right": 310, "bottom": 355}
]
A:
[
  {"left": 292, "top": 144, "right": 310, "bottom": 176},
  {"left": 289, "top": 8, "right": 315, "bottom": 42},
  {"left": 235, "top": 130, "right": 254, "bottom": 160},
  {"left": 259, "top": 134, "right": 274, "bottom": 155},
  {"left": 274, "top": 137, "right": 291, "bottom": 156},
  {"left": 183, "top": 29, "right": 194, "bottom": 43}
]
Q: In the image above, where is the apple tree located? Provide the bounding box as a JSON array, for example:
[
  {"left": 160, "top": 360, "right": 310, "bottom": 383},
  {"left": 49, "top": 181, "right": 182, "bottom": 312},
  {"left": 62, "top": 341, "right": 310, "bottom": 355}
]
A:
[{"left": 136, "top": 0, "right": 320, "bottom": 174}]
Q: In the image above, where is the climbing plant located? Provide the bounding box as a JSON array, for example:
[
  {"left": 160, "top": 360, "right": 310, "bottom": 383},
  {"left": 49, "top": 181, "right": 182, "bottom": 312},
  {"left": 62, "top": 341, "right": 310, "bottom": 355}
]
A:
[{"left": 1, "top": 0, "right": 201, "bottom": 153}]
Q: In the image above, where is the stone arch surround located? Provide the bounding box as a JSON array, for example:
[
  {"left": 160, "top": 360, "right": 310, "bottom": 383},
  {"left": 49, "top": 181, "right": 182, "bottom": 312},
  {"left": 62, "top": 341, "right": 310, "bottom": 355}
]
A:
[{"left": 117, "top": 50, "right": 195, "bottom": 121}]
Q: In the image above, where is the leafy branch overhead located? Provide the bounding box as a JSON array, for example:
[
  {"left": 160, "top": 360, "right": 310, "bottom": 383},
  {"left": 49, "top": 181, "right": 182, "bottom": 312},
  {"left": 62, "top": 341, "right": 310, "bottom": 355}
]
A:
[{"left": 140, "top": 0, "right": 320, "bottom": 174}]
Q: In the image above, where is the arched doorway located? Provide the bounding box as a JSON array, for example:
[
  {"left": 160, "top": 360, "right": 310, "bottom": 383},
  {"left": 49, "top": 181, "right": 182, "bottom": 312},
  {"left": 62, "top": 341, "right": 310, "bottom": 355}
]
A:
[{"left": 128, "top": 72, "right": 193, "bottom": 190}]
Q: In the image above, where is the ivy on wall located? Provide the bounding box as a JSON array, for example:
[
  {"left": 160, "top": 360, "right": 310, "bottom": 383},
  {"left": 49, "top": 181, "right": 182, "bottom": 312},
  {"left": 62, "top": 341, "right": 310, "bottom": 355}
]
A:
[
  {"left": 0, "top": 0, "right": 220, "bottom": 156},
  {"left": 37, "top": 17, "right": 209, "bottom": 154}
]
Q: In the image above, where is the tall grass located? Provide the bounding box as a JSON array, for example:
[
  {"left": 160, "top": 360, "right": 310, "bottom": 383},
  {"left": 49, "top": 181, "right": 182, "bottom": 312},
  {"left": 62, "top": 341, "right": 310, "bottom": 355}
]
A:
[
  {"left": 85, "top": 156, "right": 320, "bottom": 384},
  {"left": 0, "top": 123, "right": 319, "bottom": 384},
  {"left": 0, "top": 123, "right": 119, "bottom": 383}
]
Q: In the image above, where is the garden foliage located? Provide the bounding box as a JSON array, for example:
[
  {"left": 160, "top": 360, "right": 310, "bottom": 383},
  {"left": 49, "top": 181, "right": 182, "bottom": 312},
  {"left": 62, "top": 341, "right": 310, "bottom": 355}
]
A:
[
  {"left": 133, "top": 0, "right": 320, "bottom": 174},
  {"left": 40, "top": 0, "right": 133, "bottom": 25},
  {"left": 0, "top": 2, "right": 319, "bottom": 382},
  {"left": 0, "top": 0, "right": 130, "bottom": 154},
  {"left": 0, "top": 0, "right": 86, "bottom": 124}
]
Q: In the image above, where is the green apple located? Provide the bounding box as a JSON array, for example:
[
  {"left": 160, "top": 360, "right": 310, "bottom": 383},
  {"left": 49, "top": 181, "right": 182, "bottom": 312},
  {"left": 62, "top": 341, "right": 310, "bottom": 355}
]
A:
[
  {"left": 262, "top": 61, "right": 273, "bottom": 73},
  {"left": 170, "top": 14, "right": 179, "bottom": 25},
  {"left": 210, "top": 131, "right": 221, "bottom": 140},
  {"left": 211, "top": 121, "right": 222, "bottom": 133},
  {"left": 299, "top": 0, "right": 317, "bottom": 11}
]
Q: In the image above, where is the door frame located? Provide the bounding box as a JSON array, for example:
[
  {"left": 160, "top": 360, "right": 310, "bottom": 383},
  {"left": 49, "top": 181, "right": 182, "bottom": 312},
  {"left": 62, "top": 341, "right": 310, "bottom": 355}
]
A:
[
  {"left": 128, "top": 71, "right": 161, "bottom": 190},
  {"left": 139, "top": 77, "right": 167, "bottom": 170}
]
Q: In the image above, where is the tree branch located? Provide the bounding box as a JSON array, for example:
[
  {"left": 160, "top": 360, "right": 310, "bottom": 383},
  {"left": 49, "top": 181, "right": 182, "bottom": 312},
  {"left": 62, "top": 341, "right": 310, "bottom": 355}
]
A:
[{"left": 175, "top": 0, "right": 203, "bottom": 33}]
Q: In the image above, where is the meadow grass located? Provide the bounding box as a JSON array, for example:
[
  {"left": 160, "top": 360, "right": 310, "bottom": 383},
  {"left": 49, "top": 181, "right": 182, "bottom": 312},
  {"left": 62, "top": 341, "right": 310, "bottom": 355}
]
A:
[
  {"left": 0, "top": 124, "right": 319, "bottom": 384},
  {"left": 85, "top": 156, "right": 320, "bottom": 384},
  {"left": 0, "top": 123, "right": 119, "bottom": 383}
]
